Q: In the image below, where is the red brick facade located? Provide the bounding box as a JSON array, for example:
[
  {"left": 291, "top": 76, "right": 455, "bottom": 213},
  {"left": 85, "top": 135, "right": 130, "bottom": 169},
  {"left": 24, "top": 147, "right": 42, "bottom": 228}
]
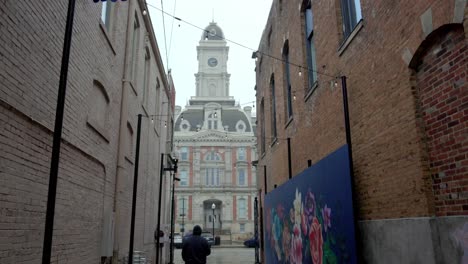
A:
[
  {"left": 411, "top": 25, "right": 468, "bottom": 216},
  {"left": 255, "top": 0, "right": 467, "bottom": 221}
]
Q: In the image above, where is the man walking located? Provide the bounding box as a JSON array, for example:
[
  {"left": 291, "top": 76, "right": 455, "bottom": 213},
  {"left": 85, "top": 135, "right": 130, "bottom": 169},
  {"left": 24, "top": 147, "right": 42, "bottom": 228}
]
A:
[{"left": 182, "top": 225, "right": 211, "bottom": 264}]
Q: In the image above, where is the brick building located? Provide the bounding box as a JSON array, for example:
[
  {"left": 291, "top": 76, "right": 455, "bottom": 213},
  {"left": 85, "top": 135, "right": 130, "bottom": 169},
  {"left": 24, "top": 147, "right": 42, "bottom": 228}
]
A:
[
  {"left": 173, "top": 22, "right": 258, "bottom": 242},
  {"left": 255, "top": 0, "right": 467, "bottom": 263},
  {"left": 0, "top": 1, "right": 174, "bottom": 263}
]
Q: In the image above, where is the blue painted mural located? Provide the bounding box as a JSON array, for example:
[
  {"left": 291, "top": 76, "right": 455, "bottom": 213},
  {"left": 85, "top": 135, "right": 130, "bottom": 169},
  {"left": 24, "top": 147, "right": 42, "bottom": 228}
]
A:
[{"left": 264, "top": 145, "right": 357, "bottom": 264}]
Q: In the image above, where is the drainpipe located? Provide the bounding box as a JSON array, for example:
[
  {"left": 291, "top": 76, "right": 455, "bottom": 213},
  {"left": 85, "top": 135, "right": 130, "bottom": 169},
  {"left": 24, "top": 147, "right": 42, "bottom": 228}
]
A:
[{"left": 113, "top": 0, "right": 135, "bottom": 260}]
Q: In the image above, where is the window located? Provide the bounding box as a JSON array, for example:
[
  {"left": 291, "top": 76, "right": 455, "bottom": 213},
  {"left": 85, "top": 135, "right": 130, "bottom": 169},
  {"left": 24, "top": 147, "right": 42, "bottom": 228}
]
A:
[
  {"left": 205, "top": 151, "right": 220, "bottom": 161},
  {"left": 90, "top": 80, "right": 110, "bottom": 125},
  {"left": 87, "top": 80, "right": 110, "bottom": 141},
  {"left": 179, "top": 169, "right": 188, "bottom": 186},
  {"left": 260, "top": 99, "right": 265, "bottom": 154},
  {"left": 101, "top": 1, "right": 112, "bottom": 30},
  {"left": 142, "top": 48, "right": 150, "bottom": 105},
  {"left": 131, "top": 15, "right": 140, "bottom": 82},
  {"left": 304, "top": 1, "right": 318, "bottom": 88},
  {"left": 178, "top": 197, "right": 187, "bottom": 217},
  {"left": 341, "top": 0, "right": 362, "bottom": 39},
  {"left": 238, "top": 147, "right": 246, "bottom": 161},
  {"left": 205, "top": 168, "right": 220, "bottom": 186},
  {"left": 240, "top": 223, "right": 245, "bottom": 233},
  {"left": 207, "top": 111, "right": 218, "bottom": 130},
  {"left": 283, "top": 41, "right": 293, "bottom": 119},
  {"left": 270, "top": 75, "right": 277, "bottom": 139},
  {"left": 238, "top": 198, "right": 246, "bottom": 219},
  {"left": 238, "top": 168, "right": 246, "bottom": 186},
  {"left": 127, "top": 123, "right": 134, "bottom": 158},
  {"left": 180, "top": 147, "right": 188, "bottom": 161}
]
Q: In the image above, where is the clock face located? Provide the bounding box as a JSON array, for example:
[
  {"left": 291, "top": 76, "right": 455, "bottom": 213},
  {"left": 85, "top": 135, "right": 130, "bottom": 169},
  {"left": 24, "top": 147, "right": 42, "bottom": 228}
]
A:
[{"left": 207, "top": 57, "right": 218, "bottom": 67}]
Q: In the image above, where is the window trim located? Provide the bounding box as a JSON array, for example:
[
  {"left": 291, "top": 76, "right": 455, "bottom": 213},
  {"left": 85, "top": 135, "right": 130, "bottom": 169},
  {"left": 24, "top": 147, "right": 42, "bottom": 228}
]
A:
[
  {"left": 340, "top": 0, "right": 362, "bottom": 39},
  {"left": 338, "top": 19, "right": 363, "bottom": 55}
]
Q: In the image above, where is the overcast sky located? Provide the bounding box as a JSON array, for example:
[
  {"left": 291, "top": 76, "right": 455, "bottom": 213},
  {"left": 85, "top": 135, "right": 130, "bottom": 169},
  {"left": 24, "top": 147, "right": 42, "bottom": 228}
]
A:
[{"left": 146, "top": 0, "right": 273, "bottom": 111}]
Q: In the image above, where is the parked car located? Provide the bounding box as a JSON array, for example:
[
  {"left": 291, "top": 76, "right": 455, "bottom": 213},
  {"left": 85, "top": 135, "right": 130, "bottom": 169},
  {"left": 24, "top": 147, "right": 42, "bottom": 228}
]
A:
[
  {"left": 173, "top": 233, "right": 183, "bottom": 249},
  {"left": 201, "top": 232, "right": 215, "bottom": 246},
  {"left": 243, "top": 237, "right": 258, "bottom": 248}
]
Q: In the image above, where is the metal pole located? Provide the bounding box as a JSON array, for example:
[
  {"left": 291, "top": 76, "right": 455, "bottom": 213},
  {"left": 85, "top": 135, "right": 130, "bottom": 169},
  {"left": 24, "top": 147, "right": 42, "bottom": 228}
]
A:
[
  {"left": 254, "top": 197, "right": 260, "bottom": 264},
  {"left": 42, "top": 1, "right": 76, "bottom": 263},
  {"left": 129, "top": 114, "right": 143, "bottom": 264},
  {"left": 170, "top": 174, "right": 176, "bottom": 264},
  {"left": 181, "top": 198, "right": 185, "bottom": 236},
  {"left": 340, "top": 76, "right": 362, "bottom": 262},
  {"left": 263, "top": 165, "right": 267, "bottom": 194},
  {"left": 212, "top": 208, "right": 215, "bottom": 238},
  {"left": 156, "top": 153, "right": 164, "bottom": 264},
  {"left": 287, "top": 137, "right": 292, "bottom": 179}
]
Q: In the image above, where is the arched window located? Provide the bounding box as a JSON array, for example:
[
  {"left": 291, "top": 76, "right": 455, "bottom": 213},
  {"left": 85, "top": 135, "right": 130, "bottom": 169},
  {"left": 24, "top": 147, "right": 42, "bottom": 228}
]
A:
[
  {"left": 283, "top": 41, "right": 293, "bottom": 119},
  {"left": 270, "top": 75, "right": 277, "bottom": 139},
  {"left": 205, "top": 151, "right": 221, "bottom": 161}
]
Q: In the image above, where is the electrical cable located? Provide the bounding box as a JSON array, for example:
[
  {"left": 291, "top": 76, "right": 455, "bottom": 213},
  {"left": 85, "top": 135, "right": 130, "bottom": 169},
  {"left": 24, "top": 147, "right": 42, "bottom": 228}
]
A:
[
  {"left": 146, "top": 2, "right": 338, "bottom": 79},
  {"left": 167, "top": 0, "right": 178, "bottom": 68},
  {"left": 159, "top": 0, "right": 169, "bottom": 68}
]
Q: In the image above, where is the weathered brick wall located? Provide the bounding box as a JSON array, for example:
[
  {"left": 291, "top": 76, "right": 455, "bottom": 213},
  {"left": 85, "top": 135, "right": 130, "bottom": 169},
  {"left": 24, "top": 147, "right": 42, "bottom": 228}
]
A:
[
  {"left": 0, "top": 1, "right": 128, "bottom": 263},
  {"left": 256, "top": 0, "right": 465, "bottom": 220},
  {"left": 411, "top": 25, "right": 468, "bottom": 216},
  {"left": 0, "top": 0, "right": 170, "bottom": 263}
]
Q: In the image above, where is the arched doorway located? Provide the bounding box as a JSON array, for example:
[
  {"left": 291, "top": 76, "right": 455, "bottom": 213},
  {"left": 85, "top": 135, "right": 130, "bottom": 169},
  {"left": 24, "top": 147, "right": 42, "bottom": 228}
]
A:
[{"left": 203, "top": 200, "right": 222, "bottom": 234}]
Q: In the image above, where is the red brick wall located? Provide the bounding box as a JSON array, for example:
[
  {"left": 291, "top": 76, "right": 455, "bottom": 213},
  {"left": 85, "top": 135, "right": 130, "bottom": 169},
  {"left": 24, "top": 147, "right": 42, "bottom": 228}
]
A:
[
  {"left": 255, "top": 0, "right": 464, "bottom": 220},
  {"left": 412, "top": 25, "right": 468, "bottom": 216}
]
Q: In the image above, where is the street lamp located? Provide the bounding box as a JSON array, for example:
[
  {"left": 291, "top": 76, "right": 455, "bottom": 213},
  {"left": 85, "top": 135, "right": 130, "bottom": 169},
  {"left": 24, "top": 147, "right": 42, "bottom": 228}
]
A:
[
  {"left": 211, "top": 203, "right": 215, "bottom": 238},
  {"left": 169, "top": 175, "right": 180, "bottom": 264},
  {"left": 181, "top": 198, "right": 186, "bottom": 236}
]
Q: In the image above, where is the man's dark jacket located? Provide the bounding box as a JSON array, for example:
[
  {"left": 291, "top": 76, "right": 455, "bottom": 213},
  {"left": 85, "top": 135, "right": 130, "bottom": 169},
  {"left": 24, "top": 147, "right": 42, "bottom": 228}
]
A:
[{"left": 181, "top": 233, "right": 211, "bottom": 264}]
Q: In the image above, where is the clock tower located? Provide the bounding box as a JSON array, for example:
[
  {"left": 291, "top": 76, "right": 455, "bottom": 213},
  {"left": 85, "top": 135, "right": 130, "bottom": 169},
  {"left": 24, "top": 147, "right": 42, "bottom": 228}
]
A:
[{"left": 194, "top": 22, "right": 231, "bottom": 100}]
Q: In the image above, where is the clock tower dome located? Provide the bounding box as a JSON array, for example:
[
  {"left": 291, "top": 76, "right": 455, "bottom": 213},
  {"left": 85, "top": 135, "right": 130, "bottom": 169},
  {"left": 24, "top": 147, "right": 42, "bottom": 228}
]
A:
[{"left": 193, "top": 22, "right": 232, "bottom": 101}]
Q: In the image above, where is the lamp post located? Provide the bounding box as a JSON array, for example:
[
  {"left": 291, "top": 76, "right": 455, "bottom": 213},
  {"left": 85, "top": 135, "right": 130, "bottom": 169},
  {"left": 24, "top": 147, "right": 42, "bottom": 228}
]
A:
[
  {"left": 181, "top": 198, "right": 185, "bottom": 236},
  {"left": 169, "top": 175, "right": 180, "bottom": 264},
  {"left": 156, "top": 155, "right": 178, "bottom": 264},
  {"left": 211, "top": 203, "right": 215, "bottom": 238}
]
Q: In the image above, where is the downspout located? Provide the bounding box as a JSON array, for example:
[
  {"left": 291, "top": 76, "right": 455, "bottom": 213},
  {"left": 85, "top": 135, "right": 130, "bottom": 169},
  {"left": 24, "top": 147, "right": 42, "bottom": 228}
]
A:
[{"left": 113, "top": 0, "right": 135, "bottom": 260}]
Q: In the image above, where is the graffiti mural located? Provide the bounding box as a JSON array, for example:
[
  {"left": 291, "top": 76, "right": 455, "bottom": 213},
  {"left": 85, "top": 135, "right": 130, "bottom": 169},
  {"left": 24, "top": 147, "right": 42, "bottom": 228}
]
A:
[{"left": 264, "top": 145, "right": 358, "bottom": 264}]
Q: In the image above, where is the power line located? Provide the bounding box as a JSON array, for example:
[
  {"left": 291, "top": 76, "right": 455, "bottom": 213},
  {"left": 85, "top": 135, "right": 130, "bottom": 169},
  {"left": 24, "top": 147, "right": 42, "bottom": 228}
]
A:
[
  {"left": 167, "top": 0, "right": 178, "bottom": 68},
  {"left": 146, "top": 2, "right": 338, "bottom": 79},
  {"left": 159, "top": 0, "right": 169, "bottom": 68}
]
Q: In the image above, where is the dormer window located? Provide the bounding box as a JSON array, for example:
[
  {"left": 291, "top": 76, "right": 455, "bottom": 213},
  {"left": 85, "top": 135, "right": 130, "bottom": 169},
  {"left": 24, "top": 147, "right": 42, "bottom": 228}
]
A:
[{"left": 208, "top": 112, "right": 218, "bottom": 130}]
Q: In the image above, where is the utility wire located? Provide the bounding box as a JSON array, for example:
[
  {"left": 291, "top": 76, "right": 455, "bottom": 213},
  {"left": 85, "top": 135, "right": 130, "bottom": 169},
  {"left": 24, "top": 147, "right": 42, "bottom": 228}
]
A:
[
  {"left": 146, "top": 2, "right": 338, "bottom": 79},
  {"left": 167, "top": 0, "right": 178, "bottom": 67},
  {"left": 159, "top": 0, "right": 169, "bottom": 69}
]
